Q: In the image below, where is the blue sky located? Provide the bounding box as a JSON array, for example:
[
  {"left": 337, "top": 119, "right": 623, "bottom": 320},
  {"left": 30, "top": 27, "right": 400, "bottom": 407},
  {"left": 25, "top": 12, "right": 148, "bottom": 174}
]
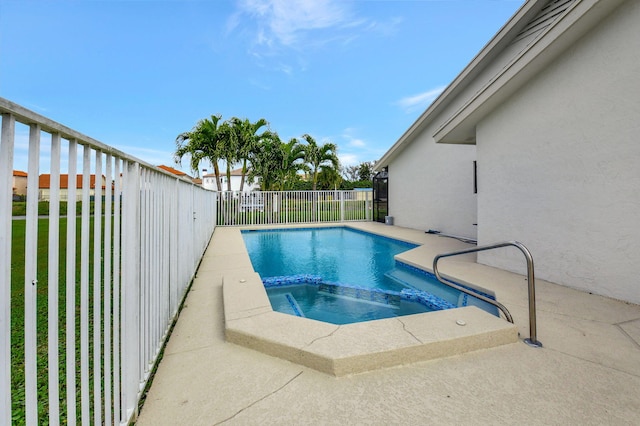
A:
[{"left": 1, "top": 0, "right": 523, "bottom": 175}]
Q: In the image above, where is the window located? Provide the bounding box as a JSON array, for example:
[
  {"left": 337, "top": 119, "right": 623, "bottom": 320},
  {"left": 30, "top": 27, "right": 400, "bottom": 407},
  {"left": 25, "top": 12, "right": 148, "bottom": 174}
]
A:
[{"left": 473, "top": 161, "right": 477, "bottom": 194}]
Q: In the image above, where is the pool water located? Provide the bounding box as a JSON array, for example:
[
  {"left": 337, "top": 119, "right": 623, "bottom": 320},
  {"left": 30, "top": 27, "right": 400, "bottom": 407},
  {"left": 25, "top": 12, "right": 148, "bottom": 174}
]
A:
[
  {"left": 267, "top": 284, "right": 433, "bottom": 325},
  {"left": 242, "top": 227, "right": 497, "bottom": 323},
  {"left": 242, "top": 227, "right": 417, "bottom": 292}
]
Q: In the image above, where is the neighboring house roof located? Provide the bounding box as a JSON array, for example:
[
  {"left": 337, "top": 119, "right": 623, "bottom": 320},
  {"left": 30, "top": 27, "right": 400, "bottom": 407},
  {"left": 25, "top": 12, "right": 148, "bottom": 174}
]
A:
[
  {"left": 376, "top": 0, "right": 620, "bottom": 168},
  {"left": 38, "top": 174, "right": 106, "bottom": 189},
  {"left": 13, "top": 170, "right": 28, "bottom": 177},
  {"left": 157, "top": 164, "right": 199, "bottom": 183},
  {"left": 158, "top": 164, "right": 187, "bottom": 176}
]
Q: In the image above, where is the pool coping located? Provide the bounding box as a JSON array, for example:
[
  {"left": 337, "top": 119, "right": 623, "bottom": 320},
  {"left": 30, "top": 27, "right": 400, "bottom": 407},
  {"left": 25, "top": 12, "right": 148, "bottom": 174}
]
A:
[{"left": 223, "top": 224, "right": 519, "bottom": 376}]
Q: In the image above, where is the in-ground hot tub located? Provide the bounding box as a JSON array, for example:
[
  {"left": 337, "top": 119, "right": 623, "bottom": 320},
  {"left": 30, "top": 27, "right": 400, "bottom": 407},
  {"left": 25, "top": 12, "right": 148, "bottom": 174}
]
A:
[{"left": 223, "top": 261, "right": 517, "bottom": 376}]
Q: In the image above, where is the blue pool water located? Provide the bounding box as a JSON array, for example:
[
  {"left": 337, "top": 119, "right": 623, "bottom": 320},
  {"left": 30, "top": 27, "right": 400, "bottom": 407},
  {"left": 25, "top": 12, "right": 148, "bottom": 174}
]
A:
[
  {"left": 242, "top": 227, "right": 496, "bottom": 324},
  {"left": 266, "top": 283, "right": 434, "bottom": 325},
  {"left": 242, "top": 227, "right": 416, "bottom": 292}
]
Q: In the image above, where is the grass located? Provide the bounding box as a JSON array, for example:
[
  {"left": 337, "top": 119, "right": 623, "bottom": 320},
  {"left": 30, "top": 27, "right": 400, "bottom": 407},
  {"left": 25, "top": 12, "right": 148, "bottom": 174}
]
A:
[
  {"left": 12, "top": 201, "right": 100, "bottom": 217},
  {"left": 9, "top": 196, "right": 367, "bottom": 422},
  {"left": 10, "top": 217, "right": 108, "bottom": 424}
]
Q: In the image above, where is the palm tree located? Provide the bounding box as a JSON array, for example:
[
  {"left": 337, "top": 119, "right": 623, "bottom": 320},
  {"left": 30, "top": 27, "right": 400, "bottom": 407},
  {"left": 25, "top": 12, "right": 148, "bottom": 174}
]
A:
[
  {"left": 217, "top": 121, "right": 238, "bottom": 192},
  {"left": 279, "top": 138, "right": 307, "bottom": 190},
  {"left": 175, "top": 114, "right": 224, "bottom": 191},
  {"left": 299, "top": 134, "right": 340, "bottom": 191},
  {"left": 248, "top": 131, "right": 285, "bottom": 191},
  {"left": 316, "top": 165, "right": 342, "bottom": 190},
  {"left": 229, "top": 117, "right": 269, "bottom": 192}
]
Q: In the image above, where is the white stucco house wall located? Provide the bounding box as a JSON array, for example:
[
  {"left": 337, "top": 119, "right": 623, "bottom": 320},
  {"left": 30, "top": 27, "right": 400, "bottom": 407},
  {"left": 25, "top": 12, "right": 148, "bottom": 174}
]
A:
[
  {"left": 13, "top": 170, "right": 27, "bottom": 197},
  {"left": 201, "top": 168, "right": 259, "bottom": 192},
  {"left": 375, "top": 0, "right": 640, "bottom": 305}
]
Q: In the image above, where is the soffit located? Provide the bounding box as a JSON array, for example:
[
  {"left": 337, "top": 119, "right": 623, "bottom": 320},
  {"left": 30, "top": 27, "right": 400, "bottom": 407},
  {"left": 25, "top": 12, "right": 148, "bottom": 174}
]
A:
[
  {"left": 374, "top": 0, "right": 548, "bottom": 170},
  {"left": 433, "top": 0, "right": 626, "bottom": 145}
]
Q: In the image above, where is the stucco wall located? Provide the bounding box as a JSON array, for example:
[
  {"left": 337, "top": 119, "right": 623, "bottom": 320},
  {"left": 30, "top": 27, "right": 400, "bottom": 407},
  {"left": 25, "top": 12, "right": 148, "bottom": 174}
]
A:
[
  {"left": 13, "top": 175, "right": 27, "bottom": 195},
  {"left": 389, "top": 131, "right": 477, "bottom": 239},
  {"left": 476, "top": 0, "right": 640, "bottom": 304},
  {"left": 383, "top": 9, "right": 545, "bottom": 240}
]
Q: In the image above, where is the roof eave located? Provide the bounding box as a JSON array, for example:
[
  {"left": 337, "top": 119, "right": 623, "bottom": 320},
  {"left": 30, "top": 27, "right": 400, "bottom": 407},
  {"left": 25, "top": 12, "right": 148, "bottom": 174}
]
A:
[
  {"left": 434, "top": 0, "right": 626, "bottom": 145},
  {"left": 374, "top": 0, "right": 548, "bottom": 171}
]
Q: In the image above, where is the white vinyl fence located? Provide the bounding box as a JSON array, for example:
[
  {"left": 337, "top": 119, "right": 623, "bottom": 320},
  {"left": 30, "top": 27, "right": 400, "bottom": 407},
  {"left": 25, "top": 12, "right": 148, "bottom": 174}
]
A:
[
  {"left": 0, "top": 97, "right": 217, "bottom": 425},
  {"left": 216, "top": 189, "right": 372, "bottom": 226}
]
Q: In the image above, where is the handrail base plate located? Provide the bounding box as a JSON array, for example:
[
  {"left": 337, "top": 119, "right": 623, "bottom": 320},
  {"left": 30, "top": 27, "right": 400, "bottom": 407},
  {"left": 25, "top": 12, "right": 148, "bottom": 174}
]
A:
[{"left": 524, "top": 338, "right": 543, "bottom": 348}]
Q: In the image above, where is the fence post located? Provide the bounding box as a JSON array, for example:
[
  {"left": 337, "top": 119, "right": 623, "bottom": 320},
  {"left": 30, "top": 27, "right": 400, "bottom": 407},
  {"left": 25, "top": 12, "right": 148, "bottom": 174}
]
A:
[
  {"left": 25, "top": 123, "right": 41, "bottom": 425},
  {"left": 0, "top": 113, "right": 15, "bottom": 426},
  {"left": 113, "top": 158, "right": 122, "bottom": 424},
  {"left": 170, "top": 178, "right": 179, "bottom": 317},
  {"left": 93, "top": 151, "right": 103, "bottom": 425},
  {"left": 103, "top": 153, "right": 113, "bottom": 426},
  {"left": 65, "top": 139, "right": 78, "bottom": 424},
  {"left": 121, "top": 161, "right": 141, "bottom": 422},
  {"left": 47, "top": 132, "right": 61, "bottom": 425},
  {"left": 80, "top": 145, "right": 92, "bottom": 423}
]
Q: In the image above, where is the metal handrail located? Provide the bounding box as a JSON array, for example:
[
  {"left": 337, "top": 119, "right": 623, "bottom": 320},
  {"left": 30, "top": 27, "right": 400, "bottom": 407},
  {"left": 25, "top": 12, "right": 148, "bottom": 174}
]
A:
[{"left": 433, "top": 241, "right": 542, "bottom": 348}]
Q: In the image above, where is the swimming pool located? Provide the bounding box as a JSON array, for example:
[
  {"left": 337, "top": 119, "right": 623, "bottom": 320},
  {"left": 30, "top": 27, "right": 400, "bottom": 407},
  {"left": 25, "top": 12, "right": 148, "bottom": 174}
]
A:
[{"left": 242, "top": 227, "right": 496, "bottom": 323}]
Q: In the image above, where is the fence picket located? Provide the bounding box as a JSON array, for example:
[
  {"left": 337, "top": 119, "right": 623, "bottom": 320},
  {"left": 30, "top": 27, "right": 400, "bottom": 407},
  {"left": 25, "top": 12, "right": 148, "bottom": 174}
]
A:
[
  {"left": 48, "top": 132, "right": 61, "bottom": 425},
  {"left": 65, "top": 139, "right": 78, "bottom": 426},
  {"left": 0, "top": 113, "right": 15, "bottom": 426},
  {"left": 214, "top": 189, "right": 372, "bottom": 226},
  {"left": 25, "top": 123, "right": 41, "bottom": 426},
  {"left": 0, "top": 98, "right": 217, "bottom": 425}
]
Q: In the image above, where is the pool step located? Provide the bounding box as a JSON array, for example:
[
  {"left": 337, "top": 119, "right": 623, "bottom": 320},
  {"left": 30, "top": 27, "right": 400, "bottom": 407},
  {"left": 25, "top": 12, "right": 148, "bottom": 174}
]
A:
[
  {"left": 457, "top": 292, "right": 499, "bottom": 316},
  {"left": 318, "top": 283, "right": 401, "bottom": 307},
  {"left": 386, "top": 267, "right": 499, "bottom": 317},
  {"left": 384, "top": 267, "right": 459, "bottom": 304},
  {"left": 269, "top": 293, "right": 305, "bottom": 317},
  {"left": 285, "top": 293, "right": 305, "bottom": 318}
]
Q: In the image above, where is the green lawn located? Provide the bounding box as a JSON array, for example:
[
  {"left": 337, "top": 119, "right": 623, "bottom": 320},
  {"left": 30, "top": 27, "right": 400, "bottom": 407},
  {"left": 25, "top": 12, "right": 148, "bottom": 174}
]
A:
[
  {"left": 12, "top": 201, "right": 101, "bottom": 217},
  {"left": 10, "top": 197, "right": 367, "bottom": 422}
]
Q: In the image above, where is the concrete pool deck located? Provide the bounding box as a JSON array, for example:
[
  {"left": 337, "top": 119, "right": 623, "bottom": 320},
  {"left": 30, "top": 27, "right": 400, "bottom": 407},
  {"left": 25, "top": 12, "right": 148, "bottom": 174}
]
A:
[{"left": 137, "top": 222, "right": 640, "bottom": 425}]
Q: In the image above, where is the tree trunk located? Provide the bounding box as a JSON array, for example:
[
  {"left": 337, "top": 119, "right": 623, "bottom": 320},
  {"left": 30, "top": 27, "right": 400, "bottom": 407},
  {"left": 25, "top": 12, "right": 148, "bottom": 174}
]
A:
[
  {"left": 213, "top": 163, "right": 222, "bottom": 191},
  {"left": 239, "top": 159, "right": 247, "bottom": 192}
]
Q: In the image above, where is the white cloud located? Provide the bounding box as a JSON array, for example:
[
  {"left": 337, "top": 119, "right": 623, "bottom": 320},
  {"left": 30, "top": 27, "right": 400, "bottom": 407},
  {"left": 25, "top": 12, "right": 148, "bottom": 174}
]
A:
[
  {"left": 395, "top": 85, "right": 446, "bottom": 113},
  {"left": 349, "top": 138, "right": 366, "bottom": 148},
  {"left": 338, "top": 128, "right": 383, "bottom": 167},
  {"left": 339, "top": 153, "right": 359, "bottom": 167},
  {"left": 248, "top": 78, "right": 272, "bottom": 90},
  {"left": 364, "top": 16, "right": 403, "bottom": 36},
  {"left": 237, "top": 0, "right": 352, "bottom": 47},
  {"left": 231, "top": 0, "right": 404, "bottom": 75},
  {"left": 276, "top": 63, "right": 293, "bottom": 75},
  {"left": 341, "top": 128, "right": 367, "bottom": 149}
]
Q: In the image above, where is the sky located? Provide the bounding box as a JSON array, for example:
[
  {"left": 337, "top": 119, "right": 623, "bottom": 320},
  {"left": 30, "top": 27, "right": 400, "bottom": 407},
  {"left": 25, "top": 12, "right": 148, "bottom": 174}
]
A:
[{"left": 1, "top": 0, "right": 524, "bottom": 176}]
